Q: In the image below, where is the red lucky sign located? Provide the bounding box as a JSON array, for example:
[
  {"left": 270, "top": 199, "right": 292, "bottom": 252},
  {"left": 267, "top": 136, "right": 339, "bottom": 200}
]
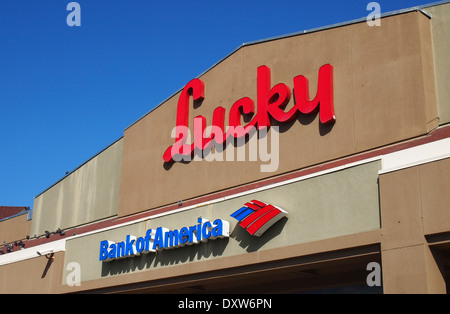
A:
[{"left": 163, "top": 64, "right": 335, "bottom": 163}]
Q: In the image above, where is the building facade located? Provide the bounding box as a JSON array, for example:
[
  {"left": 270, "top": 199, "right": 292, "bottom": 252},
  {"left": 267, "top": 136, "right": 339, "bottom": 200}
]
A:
[{"left": 1, "top": 1, "right": 450, "bottom": 294}]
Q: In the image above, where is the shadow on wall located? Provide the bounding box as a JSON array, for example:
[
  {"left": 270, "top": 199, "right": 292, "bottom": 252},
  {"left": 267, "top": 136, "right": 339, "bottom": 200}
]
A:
[
  {"left": 101, "top": 236, "right": 229, "bottom": 278},
  {"left": 231, "top": 217, "right": 288, "bottom": 252}
]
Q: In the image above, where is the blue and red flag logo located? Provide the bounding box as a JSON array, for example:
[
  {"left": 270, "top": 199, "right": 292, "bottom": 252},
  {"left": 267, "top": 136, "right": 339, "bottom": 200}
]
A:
[{"left": 230, "top": 200, "right": 287, "bottom": 237}]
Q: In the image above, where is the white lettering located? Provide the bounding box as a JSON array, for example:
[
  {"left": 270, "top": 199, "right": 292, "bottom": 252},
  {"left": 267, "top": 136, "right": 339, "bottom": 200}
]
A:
[
  {"left": 66, "top": 2, "right": 81, "bottom": 27},
  {"left": 66, "top": 262, "right": 81, "bottom": 286},
  {"left": 367, "top": 2, "right": 381, "bottom": 27},
  {"left": 169, "top": 125, "right": 280, "bottom": 172},
  {"left": 366, "top": 262, "right": 382, "bottom": 286}
]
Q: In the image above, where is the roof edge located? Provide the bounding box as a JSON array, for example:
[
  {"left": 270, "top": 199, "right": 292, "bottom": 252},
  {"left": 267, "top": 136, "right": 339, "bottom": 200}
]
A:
[{"left": 124, "top": 0, "right": 450, "bottom": 132}]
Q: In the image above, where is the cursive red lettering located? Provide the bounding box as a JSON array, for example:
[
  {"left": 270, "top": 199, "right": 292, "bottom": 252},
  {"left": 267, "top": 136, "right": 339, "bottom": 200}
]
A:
[
  {"left": 163, "top": 64, "right": 335, "bottom": 163},
  {"left": 293, "top": 64, "right": 335, "bottom": 124}
]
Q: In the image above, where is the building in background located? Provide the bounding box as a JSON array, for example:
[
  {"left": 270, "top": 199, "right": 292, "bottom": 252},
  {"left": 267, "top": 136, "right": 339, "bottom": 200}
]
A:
[
  {"left": 0, "top": 206, "right": 32, "bottom": 253},
  {"left": 1, "top": 1, "right": 450, "bottom": 294}
]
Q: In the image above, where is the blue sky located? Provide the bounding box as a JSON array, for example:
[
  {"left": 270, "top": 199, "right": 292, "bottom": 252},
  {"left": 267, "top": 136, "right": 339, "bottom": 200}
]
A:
[{"left": 0, "top": 0, "right": 441, "bottom": 208}]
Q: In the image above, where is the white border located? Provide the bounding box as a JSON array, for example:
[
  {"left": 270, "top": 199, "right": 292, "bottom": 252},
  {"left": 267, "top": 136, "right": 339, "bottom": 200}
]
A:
[
  {"left": 379, "top": 137, "right": 450, "bottom": 174},
  {"left": 0, "top": 239, "right": 66, "bottom": 267}
]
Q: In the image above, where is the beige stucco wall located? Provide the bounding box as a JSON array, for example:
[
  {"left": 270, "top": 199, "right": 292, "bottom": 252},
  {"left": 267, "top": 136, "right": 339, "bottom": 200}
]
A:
[
  {"left": 63, "top": 160, "right": 381, "bottom": 285},
  {"left": 118, "top": 11, "right": 438, "bottom": 217},
  {"left": 0, "top": 251, "right": 65, "bottom": 294},
  {"left": 424, "top": 3, "right": 450, "bottom": 124},
  {"left": 380, "top": 157, "right": 450, "bottom": 252},
  {"left": 0, "top": 214, "right": 31, "bottom": 244},
  {"left": 30, "top": 138, "right": 123, "bottom": 237},
  {"left": 379, "top": 157, "right": 450, "bottom": 294}
]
